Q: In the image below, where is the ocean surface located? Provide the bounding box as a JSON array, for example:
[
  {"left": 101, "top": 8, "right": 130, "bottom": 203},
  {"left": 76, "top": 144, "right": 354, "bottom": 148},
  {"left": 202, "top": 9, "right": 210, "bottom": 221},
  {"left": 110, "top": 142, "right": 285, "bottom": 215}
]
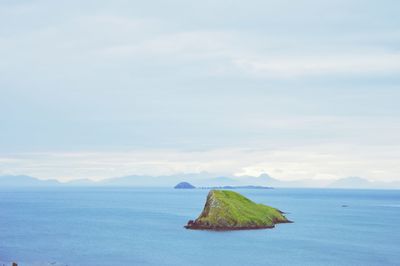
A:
[{"left": 0, "top": 188, "right": 399, "bottom": 266}]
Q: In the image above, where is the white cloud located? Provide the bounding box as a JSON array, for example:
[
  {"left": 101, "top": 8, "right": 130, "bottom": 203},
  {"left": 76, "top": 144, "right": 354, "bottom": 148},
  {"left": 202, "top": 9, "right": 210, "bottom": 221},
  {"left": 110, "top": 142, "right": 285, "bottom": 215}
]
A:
[
  {"left": 2, "top": 10, "right": 399, "bottom": 81},
  {"left": 233, "top": 53, "right": 400, "bottom": 78},
  {"left": 1, "top": 0, "right": 399, "bottom": 187},
  {"left": 97, "top": 30, "right": 236, "bottom": 61}
]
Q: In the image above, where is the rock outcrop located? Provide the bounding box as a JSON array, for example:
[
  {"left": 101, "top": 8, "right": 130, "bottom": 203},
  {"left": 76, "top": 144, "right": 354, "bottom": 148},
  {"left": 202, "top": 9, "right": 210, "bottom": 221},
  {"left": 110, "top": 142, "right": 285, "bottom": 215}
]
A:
[
  {"left": 174, "top": 182, "right": 195, "bottom": 189},
  {"left": 185, "top": 190, "right": 291, "bottom": 230}
]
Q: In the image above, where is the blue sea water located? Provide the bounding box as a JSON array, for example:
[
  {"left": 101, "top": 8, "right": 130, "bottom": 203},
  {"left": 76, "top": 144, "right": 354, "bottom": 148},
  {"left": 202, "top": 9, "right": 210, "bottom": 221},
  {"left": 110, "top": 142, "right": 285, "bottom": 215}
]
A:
[{"left": 0, "top": 188, "right": 399, "bottom": 266}]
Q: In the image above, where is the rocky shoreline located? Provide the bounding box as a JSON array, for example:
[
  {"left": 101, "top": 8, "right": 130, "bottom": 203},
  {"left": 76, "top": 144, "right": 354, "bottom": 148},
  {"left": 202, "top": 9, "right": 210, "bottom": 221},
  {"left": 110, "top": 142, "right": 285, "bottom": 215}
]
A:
[{"left": 185, "top": 216, "right": 293, "bottom": 231}]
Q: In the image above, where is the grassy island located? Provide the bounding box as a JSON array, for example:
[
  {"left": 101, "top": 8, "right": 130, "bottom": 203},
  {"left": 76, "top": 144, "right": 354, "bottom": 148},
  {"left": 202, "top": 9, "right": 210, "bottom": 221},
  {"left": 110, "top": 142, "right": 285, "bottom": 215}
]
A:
[{"left": 185, "top": 190, "right": 291, "bottom": 230}]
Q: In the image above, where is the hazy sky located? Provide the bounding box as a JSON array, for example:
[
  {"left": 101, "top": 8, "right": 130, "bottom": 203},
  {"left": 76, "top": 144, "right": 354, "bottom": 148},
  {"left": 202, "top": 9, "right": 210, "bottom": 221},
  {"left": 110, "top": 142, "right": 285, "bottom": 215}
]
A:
[{"left": 1, "top": 0, "right": 399, "bottom": 181}]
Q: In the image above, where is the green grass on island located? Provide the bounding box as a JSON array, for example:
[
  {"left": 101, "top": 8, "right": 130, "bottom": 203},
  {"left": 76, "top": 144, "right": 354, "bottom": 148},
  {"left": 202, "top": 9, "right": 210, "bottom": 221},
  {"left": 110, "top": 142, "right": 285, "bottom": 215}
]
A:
[{"left": 186, "top": 190, "right": 291, "bottom": 230}]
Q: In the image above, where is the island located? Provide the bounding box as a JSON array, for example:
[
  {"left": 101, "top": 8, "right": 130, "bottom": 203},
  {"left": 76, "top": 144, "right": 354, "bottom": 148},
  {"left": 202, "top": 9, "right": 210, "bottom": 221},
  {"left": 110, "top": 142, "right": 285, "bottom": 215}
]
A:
[
  {"left": 199, "top": 185, "right": 272, "bottom": 189},
  {"left": 174, "top": 182, "right": 196, "bottom": 189},
  {"left": 185, "top": 190, "right": 292, "bottom": 230}
]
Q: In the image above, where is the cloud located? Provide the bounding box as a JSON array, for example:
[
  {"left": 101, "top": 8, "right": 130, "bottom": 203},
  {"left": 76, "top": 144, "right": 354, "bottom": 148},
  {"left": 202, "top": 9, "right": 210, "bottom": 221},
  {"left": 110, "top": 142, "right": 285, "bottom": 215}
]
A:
[
  {"left": 1, "top": 0, "right": 400, "bottom": 186},
  {"left": 233, "top": 53, "right": 400, "bottom": 78},
  {"left": 2, "top": 8, "right": 399, "bottom": 81},
  {"left": 99, "top": 30, "right": 234, "bottom": 58}
]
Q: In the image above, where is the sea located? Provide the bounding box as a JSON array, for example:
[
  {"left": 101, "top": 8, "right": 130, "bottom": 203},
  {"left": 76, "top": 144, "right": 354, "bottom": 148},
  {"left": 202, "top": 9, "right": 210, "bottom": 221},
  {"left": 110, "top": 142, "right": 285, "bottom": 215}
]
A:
[{"left": 0, "top": 188, "right": 399, "bottom": 266}]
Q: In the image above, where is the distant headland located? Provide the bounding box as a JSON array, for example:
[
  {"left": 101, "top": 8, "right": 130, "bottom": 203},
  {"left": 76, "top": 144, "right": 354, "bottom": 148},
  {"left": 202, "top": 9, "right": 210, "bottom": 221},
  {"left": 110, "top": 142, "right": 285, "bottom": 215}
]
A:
[
  {"left": 199, "top": 185, "right": 273, "bottom": 189},
  {"left": 173, "top": 182, "right": 272, "bottom": 190}
]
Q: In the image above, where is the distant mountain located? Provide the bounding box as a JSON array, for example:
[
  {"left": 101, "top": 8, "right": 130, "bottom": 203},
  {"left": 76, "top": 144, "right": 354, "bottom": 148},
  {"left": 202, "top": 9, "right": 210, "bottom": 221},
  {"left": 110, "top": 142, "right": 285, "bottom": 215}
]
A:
[
  {"left": 2, "top": 173, "right": 399, "bottom": 189},
  {"left": 0, "top": 175, "right": 60, "bottom": 187},
  {"left": 101, "top": 172, "right": 217, "bottom": 187},
  {"left": 196, "top": 176, "right": 241, "bottom": 187},
  {"left": 239, "top": 173, "right": 282, "bottom": 186},
  {"left": 65, "top": 178, "right": 97, "bottom": 186},
  {"left": 101, "top": 175, "right": 148, "bottom": 186},
  {"left": 193, "top": 173, "right": 282, "bottom": 187},
  {"left": 101, "top": 175, "right": 175, "bottom": 187},
  {"left": 120, "top": 172, "right": 332, "bottom": 188},
  {"left": 215, "top": 173, "right": 331, "bottom": 188},
  {"left": 329, "top": 176, "right": 371, "bottom": 189},
  {"left": 328, "top": 176, "right": 400, "bottom": 189}
]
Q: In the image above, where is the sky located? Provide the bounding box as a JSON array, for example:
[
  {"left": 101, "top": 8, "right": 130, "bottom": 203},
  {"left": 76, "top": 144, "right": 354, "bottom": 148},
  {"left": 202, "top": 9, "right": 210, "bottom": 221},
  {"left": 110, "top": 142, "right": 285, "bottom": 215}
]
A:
[{"left": 0, "top": 0, "right": 399, "bottom": 182}]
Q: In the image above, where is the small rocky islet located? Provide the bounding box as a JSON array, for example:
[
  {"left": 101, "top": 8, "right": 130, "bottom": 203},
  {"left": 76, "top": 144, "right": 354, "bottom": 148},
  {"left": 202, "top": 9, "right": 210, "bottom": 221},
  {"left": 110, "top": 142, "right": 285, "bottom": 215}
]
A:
[
  {"left": 174, "top": 182, "right": 196, "bottom": 189},
  {"left": 185, "top": 190, "right": 292, "bottom": 230}
]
